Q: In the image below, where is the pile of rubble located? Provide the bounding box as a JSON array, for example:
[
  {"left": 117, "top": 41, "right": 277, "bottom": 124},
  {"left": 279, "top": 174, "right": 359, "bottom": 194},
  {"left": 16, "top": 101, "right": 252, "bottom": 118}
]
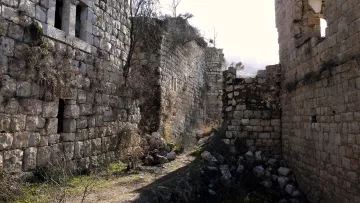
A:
[
  {"left": 201, "top": 150, "right": 308, "bottom": 203},
  {"left": 142, "top": 132, "right": 177, "bottom": 165}
]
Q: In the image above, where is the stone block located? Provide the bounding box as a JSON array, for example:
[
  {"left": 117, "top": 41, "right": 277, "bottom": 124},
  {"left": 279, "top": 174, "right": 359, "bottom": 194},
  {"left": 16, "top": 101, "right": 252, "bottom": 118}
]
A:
[
  {"left": 12, "top": 132, "right": 30, "bottom": 149},
  {"left": 0, "top": 55, "right": 8, "bottom": 75},
  {"left": 64, "top": 104, "right": 80, "bottom": 118},
  {"left": 49, "top": 134, "right": 60, "bottom": 144},
  {"left": 19, "top": 99, "right": 43, "bottom": 115},
  {"left": 233, "top": 111, "right": 243, "bottom": 118},
  {"left": 76, "top": 129, "right": 88, "bottom": 141},
  {"left": 63, "top": 119, "right": 77, "bottom": 133},
  {"left": 1, "top": 75, "right": 16, "bottom": 97},
  {"left": 46, "top": 118, "right": 58, "bottom": 134},
  {"left": 23, "top": 147, "right": 37, "bottom": 171},
  {"left": 253, "top": 126, "right": 264, "bottom": 132},
  {"left": 42, "top": 101, "right": 59, "bottom": 118},
  {"left": 16, "top": 81, "right": 31, "bottom": 98},
  {"left": 0, "top": 117, "right": 11, "bottom": 132},
  {"left": 79, "top": 104, "right": 92, "bottom": 116},
  {"left": 0, "top": 133, "right": 13, "bottom": 150},
  {"left": 91, "top": 138, "right": 102, "bottom": 155},
  {"left": 77, "top": 90, "right": 87, "bottom": 103},
  {"left": 63, "top": 142, "right": 74, "bottom": 161},
  {"left": 271, "top": 119, "right": 281, "bottom": 126},
  {"left": 10, "top": 115, "right": 26, "bottom": 131},
  {"left": 60, "top": 133, "right": 75, "bottom": 142},
  {"left": 83, "top": 140, "right": 92, "bottom": 157},
  {"left": 36, "top": 146, "right": 51, "bottom": 166},
  {"left": 77, "top": 117, "right": 87, "bottom": 129},
  {"left": 28, "top": 132, "right": 41, "bottom": 147},
  {"left": 26, "top": 116, "right": 45, "bottom": 131},
  {"left": 35, "top": 5, "right": 47, "bottom": 22},
  {"left": 101, "top": 136, "right": 111, "bottom": 152},
  {"left": 8, "top": 23, "right": 23, "bottom": 41},
  {"left": 0, "top": 36, "right": 14, "bottom": 57},
  {"left": 3, "top": 149, "right": 23, "bottom": 170},
  {"left": 19, "top": 0, "right": 36, "bottom": 17},
  {"left": 74, "top": 141, "right": 84, "bottom": 159},
  {"left": 250, "top": 119, "right": 261, "bottom": 126}
]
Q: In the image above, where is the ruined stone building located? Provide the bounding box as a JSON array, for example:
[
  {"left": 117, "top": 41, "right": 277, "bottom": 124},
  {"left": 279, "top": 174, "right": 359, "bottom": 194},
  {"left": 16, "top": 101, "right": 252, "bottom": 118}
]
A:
[
  {"left": 130, "top": 18, "right": 224, "bottom": 146},
  {"left": 0, "top": 0, "right": 224, "bottom": 173},
  {"left": 276, "top": 0, "right": 360, "bottom": 202},
  {"left": 222, "top": 0, "right": 360, "bottom": 202},
  {"left": 0, "top": 0, "right": 141, "bottom": 172}
]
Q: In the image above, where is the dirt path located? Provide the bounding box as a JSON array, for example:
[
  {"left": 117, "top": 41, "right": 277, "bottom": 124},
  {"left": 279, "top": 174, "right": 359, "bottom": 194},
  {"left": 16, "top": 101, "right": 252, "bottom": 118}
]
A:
[{"left": 70, "top": 154, "right": 196, "bottom": 203}]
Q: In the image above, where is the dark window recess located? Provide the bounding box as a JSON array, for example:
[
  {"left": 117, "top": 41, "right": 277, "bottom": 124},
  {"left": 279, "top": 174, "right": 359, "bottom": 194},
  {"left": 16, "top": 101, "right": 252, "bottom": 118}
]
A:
[
  {"left": 57, "top": 99, "right": 65, "bottom": 133},
  {"left": 311, "top": 115, "right": 317, "bottom": 123},
  {"left": 55, "top": 0, "right": 63, "bottom": 29},
  {"left": 75, "top": 4, "right": 82, "bottom": 38}
]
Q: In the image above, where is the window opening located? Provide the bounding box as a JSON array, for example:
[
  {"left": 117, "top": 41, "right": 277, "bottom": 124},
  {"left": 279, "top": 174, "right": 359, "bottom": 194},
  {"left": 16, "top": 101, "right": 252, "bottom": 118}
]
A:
[
  {"left": 320, "top": 18, "right": 327, "bottom": 37},
  {"left": 75, "top": 3, "right": 87, "bottom": 40},
  {"left": 57, "top": 99, "right": 65, "bottom": 133},
  {"left": 55, "top": 0, "right": 63, "bottom": 30}
]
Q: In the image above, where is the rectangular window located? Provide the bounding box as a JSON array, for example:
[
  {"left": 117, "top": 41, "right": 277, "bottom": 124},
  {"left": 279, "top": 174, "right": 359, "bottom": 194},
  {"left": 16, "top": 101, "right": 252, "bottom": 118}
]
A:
[
  {"left": 57, "top": 99, "right": 65, "bottom": 133},
  {"left": 75, "top": 3, "right": 88, "bottom": 40},
  {"left": 55, "top": 0, "right": 63, "bottom": 30}
]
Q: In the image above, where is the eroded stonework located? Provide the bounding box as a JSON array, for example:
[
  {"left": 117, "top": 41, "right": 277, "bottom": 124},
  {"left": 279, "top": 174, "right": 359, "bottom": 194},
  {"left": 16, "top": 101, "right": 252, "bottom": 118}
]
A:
[
  {"left": 0, "top": 0, "right": 141, "bottom": 173},
  {"left": 276, "top": 0, "right": 360, "bottom": 202}
]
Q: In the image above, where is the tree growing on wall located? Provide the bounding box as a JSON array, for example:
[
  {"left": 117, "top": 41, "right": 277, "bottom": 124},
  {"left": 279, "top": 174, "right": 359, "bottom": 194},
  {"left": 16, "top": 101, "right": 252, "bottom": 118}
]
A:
[
  {"left": 230, "top": 62, "right": 245, "bottom": 71},
  {"left": 124, "top": 0, "right": 160, "bottom": 86},
  {"left": 171, "top": 0, "right": 182, "bottom": 17}
]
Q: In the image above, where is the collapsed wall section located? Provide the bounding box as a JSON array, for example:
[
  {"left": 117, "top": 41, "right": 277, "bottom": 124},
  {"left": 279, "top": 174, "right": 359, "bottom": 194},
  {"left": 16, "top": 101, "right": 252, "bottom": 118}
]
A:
[
  {"left": 222, "top": 65, "right": 281, "bottom": 157},
  {"left": 0, "top": 0, "right": 140, "bottom": 173}
]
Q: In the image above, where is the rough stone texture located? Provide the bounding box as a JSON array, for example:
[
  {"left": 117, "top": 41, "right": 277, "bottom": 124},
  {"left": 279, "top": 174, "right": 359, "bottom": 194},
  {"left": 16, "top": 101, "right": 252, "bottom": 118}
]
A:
[
  {"left": 131, "top": 18, "right": 224, "bottom": 145},
  {"left": 205, "top": 48, "right": 224, "bottom": 123},
  {"left": 0, "top": 0, "right": 140, "bottom": 172},
  {"left": 276, "top": 0, "right": 360, "bottom": 202},
  {"left": 222, "top": 65, "right": 282, "bottom": 157}
]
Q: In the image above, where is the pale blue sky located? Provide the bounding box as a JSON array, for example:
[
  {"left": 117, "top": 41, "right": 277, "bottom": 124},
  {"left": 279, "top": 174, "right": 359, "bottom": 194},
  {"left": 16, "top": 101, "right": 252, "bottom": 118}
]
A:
[{"left": 159, "top": 0, "right": 280, "bottom": 71}]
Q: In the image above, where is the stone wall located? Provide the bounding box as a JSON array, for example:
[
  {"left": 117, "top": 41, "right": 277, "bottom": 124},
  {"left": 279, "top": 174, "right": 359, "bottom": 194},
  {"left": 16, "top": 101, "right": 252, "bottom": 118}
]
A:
[
  {"left": 222, "top": 65, "right": 281, "bottom": 157},
  {"left": 0, "top": 0, "right": 141, "bottom": 173},
  {"left": 205, "top": 47, "right": 224, "bottom": 124},
  {"left": 276, "top": 0, "right": 360, "bottom": 202},
  {"left": 159, "top": 32, "right": 207, "bottom": 145}
]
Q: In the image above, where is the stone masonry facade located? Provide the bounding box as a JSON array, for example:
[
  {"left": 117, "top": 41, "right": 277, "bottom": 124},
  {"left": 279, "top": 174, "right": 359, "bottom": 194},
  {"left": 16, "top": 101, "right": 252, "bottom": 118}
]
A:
[
  {"left": 276, "top": 0, "right": 360, "bottom": 202},
  {"left": 131, "top": 18, "right": 224, "bottom": 146},
  {"left": 0, "top": 0, "right": 141, "bottom": 173},
  {"left": 222, "top": 65, "right": 282, "bottom": 157}
]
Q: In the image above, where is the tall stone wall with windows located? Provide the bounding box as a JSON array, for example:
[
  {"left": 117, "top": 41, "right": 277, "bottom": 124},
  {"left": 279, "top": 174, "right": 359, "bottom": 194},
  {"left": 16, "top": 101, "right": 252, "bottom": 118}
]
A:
[
  {"left": 0, "top": 0, "right": 141, "bottom": 173},
  {"left": 276, "top": 0, "right": 360, "bottom": 202}
]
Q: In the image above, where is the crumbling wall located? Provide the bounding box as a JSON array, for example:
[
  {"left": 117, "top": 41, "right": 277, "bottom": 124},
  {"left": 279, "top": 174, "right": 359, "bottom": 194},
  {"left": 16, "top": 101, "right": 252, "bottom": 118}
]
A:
[
  {"left": 159, "top": 34, "right": 207, "bottom": 145},
  {"left": 205, "top": 47, "right": 224, "bottom": 124},
  {"left": 276, "top": 0, "right": 360, "bottom": 202},
  {"left": 222, "top": 65, "right": 281, "bottom": 157},
  {"left": 0, "top": 0, "right": 140, "bottom": 173}
]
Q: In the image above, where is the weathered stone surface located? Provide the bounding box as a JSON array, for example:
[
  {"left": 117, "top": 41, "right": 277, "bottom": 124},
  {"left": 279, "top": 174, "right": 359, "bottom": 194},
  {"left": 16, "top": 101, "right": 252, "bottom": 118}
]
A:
[
  {"left": 63, "top": 119, "right": 77, "bottom": 133},
  {"left": 19, "top": 99, "right": 43, "bottom": 115},
  {"left": 42, "top": 101, "right": 58, "bottom": 118},
  {"left": 37, "top": 146, "right": 51, "bottom": 166},
  {"left": 0, "top": 133, "right": 13, "bottom": 150},
  {"left": 23, "top": 147, "right": 37, "bottom": 171},
  {"left": 46, "top": 118, "right": 58, "bottom": 134},
  {"left": 60, "top": 133, "right": 75, "bottom": 142},
  {"left": 278, "top": 167, "right": 291, "bottom": 176},
  {"left": 26, "top": 116, "right": 45, "bottom": 131},
  {"left": 253, "top": 166, "right": 265, "bottom": 178},
  {"left": 64, "top": 104, "right": 80, "bottom": 118},
  {"left": 3, "top": 149, "right": 23, "bottom": 170}
]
